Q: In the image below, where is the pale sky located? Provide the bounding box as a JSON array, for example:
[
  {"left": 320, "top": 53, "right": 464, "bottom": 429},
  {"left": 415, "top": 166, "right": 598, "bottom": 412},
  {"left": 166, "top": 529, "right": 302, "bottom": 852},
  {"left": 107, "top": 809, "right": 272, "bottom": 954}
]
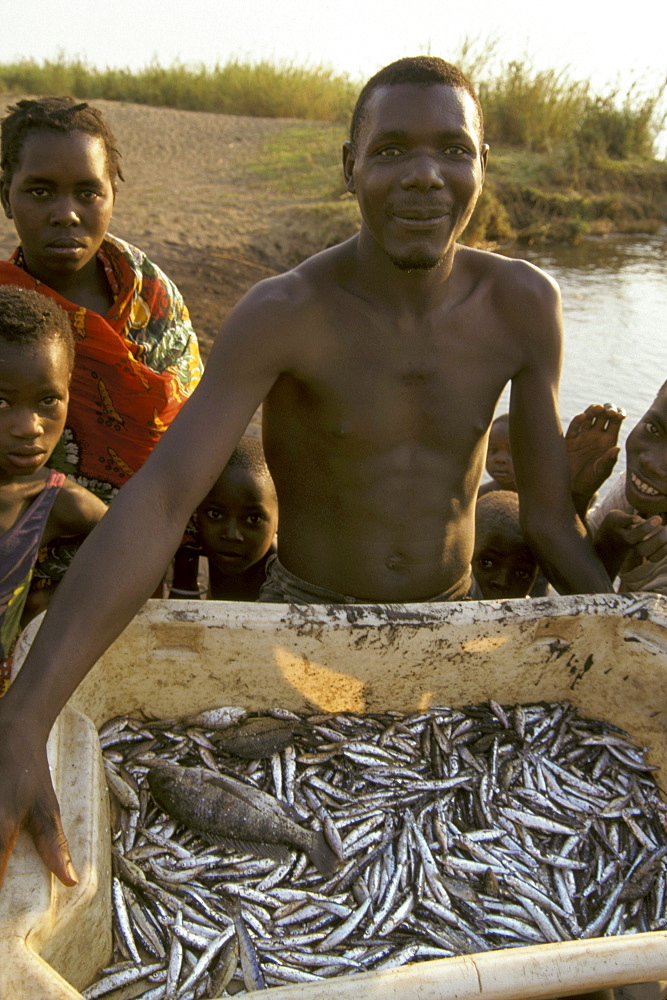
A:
[{"left": 2, "top": 0, "right": 665, "bottom": 98}]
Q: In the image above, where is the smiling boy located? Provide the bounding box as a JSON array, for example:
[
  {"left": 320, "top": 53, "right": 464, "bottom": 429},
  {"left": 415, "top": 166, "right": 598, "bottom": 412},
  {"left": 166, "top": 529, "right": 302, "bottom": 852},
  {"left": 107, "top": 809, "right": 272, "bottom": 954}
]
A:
[
  {"left": 586, "top": 383, "right": 667, "bottom": 591},
  {"left": 0, "top": 57, "right": 611, "bottom": 889}
]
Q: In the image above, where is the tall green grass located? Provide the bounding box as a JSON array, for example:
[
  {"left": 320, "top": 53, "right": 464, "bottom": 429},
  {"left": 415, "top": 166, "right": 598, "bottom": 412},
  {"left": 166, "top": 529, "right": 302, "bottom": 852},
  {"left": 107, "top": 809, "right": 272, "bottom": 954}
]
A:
[
  {"left": 0, "top": 51, "right": 664, "bottom": 160},
  {"left": 476, "top": 61, "right": 666, "bottom": 160},
  {"left": 0, "top": 56, "right": 358, "bottom": 122}
]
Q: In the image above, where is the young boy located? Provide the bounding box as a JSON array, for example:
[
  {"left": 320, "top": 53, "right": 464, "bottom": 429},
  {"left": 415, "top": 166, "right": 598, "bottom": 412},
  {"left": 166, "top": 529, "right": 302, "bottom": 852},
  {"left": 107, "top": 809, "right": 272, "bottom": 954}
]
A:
[
  {"left": 478, "top": 413, "right": 516, "bottom": 496},
  {"left": 0, "top": 286, "right": 106, "bottom": 693},
  {"left": 585, "top": 385, "right": 667, "bottom": 592},
  {"left": 472, "top": 491, "right": 538, "bottom": 599},
  {"left": 171, "top": 437, "right": 278, "bottom": 601}
]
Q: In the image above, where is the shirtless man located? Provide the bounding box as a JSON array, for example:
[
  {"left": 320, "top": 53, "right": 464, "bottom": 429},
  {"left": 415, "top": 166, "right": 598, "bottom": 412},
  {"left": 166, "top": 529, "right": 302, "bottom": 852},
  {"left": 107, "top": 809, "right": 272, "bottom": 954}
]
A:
[{"left": 0, "top": 56, "right": 611, "bottom": 889}]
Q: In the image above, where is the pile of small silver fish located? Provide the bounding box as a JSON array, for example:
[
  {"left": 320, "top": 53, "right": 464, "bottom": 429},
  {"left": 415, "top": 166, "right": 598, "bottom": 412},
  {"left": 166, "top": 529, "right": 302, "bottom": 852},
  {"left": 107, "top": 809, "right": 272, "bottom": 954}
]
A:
[{"left": 85, "top": 701, "right": 667, "bottom": 999}]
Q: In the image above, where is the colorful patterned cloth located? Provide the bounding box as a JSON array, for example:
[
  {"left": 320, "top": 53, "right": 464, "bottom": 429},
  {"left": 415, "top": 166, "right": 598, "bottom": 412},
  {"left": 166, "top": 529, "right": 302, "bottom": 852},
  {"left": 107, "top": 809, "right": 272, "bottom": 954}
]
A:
[
  {"left": 0, "top": 471, "right": 65, "bottom": 695},
  {"left": 0, "top": 234, "right": 203, "bottom": 504}
]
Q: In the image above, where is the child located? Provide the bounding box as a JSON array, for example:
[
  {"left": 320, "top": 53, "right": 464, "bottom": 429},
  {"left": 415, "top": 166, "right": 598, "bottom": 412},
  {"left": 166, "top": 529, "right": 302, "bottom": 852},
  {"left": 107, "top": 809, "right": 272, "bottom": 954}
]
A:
[
  {"left": 478, "top": 413, "right": 516, "bottom": 496},
  {"left": 0, "top": 286, "right": 106, "bottom": 693},
  {"left": 584, "top": 386, "right": 667, "bottom": 593},
  {"left": 481, "top": 403, "right": 625, "bottom": 513},
  {"left": 170, "top": 437, "right": 278, "bottom": 601},
  {"left": 472, "top": 491, "right": 539, "bottom": 599}
]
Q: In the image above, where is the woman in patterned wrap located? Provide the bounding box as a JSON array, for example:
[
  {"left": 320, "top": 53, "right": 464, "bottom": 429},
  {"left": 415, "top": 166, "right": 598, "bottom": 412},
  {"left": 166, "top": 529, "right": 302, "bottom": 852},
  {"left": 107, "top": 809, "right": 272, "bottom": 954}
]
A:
[{"left": 0, "top": 97, "right": 203, "bottom": 588}]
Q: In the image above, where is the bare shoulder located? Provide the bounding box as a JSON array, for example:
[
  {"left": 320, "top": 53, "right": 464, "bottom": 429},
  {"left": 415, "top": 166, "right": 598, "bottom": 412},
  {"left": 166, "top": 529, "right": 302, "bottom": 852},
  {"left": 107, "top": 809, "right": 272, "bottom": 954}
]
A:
[
  {"left": 457, "top": 245, "right": 561, "bottom": 307},
  {"left": 228, "top": 240, "right": 351, "bottom": 322},
  {"left": 49, "top": 479, "right": 107, "bottom": 538},
  {"left": 210, "top": 239, "right": 354, "bottom": 371}
]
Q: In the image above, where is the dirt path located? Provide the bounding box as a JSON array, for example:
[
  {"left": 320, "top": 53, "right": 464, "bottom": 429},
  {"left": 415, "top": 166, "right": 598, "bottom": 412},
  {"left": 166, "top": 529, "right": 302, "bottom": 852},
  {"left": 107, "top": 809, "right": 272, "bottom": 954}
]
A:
[{"left": 0, "top": 95, "right": 303, "bottom": 357}]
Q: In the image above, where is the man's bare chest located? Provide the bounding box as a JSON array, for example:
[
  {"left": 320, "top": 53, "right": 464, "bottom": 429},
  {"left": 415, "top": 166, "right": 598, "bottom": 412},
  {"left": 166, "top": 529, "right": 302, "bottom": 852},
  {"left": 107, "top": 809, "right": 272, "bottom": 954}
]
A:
[{"left": 290, "top": 317, "right": 517, "bottom": 441}]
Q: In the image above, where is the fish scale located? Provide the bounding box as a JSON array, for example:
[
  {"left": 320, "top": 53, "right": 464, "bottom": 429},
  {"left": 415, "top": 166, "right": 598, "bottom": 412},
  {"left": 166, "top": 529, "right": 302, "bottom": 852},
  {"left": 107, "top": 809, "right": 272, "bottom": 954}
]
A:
[{"left": 87, "top": 701, "right": 667, "bottom": 999}]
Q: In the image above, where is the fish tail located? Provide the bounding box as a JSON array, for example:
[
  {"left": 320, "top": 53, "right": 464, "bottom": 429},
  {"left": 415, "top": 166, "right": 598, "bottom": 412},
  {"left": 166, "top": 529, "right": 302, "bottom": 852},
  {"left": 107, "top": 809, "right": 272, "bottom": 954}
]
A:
[{"left": 309, "top": 830, "right": 340, "bottom": 876}]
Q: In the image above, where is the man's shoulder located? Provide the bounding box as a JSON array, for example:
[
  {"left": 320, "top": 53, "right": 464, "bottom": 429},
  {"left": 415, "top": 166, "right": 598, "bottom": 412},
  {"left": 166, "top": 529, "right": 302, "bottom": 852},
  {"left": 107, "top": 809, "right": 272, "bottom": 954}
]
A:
[
  {"left": 234, "top": 240, "right": 353, "bottom": 317},
  {"left": 457, "top": 245, "right": 560, "bottom": 299}
]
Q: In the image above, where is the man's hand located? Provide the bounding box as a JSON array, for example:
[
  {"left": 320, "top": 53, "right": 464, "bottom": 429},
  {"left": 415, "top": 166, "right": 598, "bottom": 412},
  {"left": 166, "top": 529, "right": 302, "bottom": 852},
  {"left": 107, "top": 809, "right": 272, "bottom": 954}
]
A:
[
  {"left": 566, "top": 403, "right": 625, "bottom": 518},
  {"left": 0, "top": 723, "right": 77, "bottom": 890}
]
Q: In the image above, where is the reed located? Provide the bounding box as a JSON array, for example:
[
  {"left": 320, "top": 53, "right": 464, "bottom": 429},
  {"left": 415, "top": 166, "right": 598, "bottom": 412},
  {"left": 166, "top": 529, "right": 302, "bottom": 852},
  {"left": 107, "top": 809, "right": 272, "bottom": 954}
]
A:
[
  {"left": 0, "top": 52, "right": 664, "bottom": 161},
  {"left": 0, "top": 52, "right": 664, "bottom": 245},
  {"left": 0, "top": 55, "right": 358, "bottom": 123},
  {"left": 476, "top": 62, "right": 665, "bottom": 161}
]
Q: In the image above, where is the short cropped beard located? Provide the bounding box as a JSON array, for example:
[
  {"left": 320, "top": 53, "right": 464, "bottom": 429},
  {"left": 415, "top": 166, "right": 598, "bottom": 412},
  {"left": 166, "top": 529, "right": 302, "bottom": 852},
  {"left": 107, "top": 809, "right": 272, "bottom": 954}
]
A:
[{"left": 389, "top": 250, "right": 443, "bottom": 271}]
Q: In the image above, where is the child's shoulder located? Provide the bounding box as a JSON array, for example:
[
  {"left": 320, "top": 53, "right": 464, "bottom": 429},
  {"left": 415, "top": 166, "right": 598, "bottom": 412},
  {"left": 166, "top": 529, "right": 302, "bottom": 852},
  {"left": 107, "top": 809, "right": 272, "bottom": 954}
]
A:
[
  {"left": 0, "top": 470, "right": 53, "bottom": 520},
  {"left": 47, "top": 477, "right": 107, "bottom": 541}
]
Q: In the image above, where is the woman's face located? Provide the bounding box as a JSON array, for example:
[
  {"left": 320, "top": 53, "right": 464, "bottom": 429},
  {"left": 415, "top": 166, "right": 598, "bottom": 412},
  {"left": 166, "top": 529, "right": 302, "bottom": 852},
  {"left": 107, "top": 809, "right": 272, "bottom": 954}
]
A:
[{"left": 1, "top": 129, "right": 115, "bottom": 290}]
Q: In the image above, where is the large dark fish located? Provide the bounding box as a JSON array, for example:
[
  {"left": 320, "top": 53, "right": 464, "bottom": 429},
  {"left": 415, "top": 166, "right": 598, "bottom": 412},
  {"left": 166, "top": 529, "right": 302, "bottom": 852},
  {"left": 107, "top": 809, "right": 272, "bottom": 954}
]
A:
[
  {"left": 147, "top": 763, "right": 339, "bottom": 876},
  {"left": 210, "top": 716, "right": 300, "bottom": 758}
]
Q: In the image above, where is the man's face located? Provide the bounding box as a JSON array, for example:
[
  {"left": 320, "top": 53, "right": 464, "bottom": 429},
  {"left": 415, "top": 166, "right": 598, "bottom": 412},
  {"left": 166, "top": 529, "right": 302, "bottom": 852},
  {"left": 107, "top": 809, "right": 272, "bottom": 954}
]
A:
[{"left": 343, "top": 83, "right": 487, "bottom": 271}]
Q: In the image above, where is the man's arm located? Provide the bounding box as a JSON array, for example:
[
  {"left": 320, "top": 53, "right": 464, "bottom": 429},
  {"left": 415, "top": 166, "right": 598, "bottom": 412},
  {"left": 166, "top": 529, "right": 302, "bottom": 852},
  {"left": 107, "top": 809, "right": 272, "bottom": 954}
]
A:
[
  {"left": 508, "top": 270, "right": 612, "bottom": 595},
  {"left": 0, "top": 276, "right": 295, "bottom": 889}
]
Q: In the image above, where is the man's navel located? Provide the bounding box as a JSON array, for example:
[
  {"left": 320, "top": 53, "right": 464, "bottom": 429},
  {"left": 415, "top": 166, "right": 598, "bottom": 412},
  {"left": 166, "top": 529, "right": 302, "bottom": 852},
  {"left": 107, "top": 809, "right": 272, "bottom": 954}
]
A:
[
  {"left": 401, "top": 371, "right": 433, "bottom": 387},
  {"left": 385, "top": 553, "right": 408, "bottom": 572}
]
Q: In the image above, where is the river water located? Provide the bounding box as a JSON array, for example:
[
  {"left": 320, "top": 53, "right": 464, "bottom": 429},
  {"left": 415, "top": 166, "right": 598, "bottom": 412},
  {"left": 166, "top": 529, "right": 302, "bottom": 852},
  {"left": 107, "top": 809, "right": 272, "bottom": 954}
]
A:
[{"left": 494, "top": 228, "right": 667, "bottom": 455}]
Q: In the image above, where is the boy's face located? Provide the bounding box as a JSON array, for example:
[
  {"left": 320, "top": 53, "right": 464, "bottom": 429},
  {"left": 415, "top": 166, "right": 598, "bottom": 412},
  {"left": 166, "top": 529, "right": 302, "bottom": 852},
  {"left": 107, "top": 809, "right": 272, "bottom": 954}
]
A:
[
  {"left": 0, "top": 338, "right": 70, "bottom": 483},
  {"left": 343, "top": 83, "right": 487, "bottom": 271},
  {"left": 625, "top": 392, "right": 667, "bottom": 517},
  {"left": 197, "top": 465, "right": 278, "bottom": 576},
  {"left": 473, "top": 531, "right": 537, "bottom": 600},
  {"left": 486, "top": 420, "right": 516, "bottom": 489},
  {"left": 1, "top": 130, "right": 115, "bottom": 289}
]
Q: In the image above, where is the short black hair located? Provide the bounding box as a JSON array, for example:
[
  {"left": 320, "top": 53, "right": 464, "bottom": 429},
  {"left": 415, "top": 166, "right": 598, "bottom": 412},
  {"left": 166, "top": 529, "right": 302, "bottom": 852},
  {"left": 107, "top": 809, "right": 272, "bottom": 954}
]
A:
[
  {"left": 475, "top": 491, "right": 528, "bottom": 550},
  {"left": 224, "top": 435, "right": 276, "bottom": 495},
  {"left": 349, "top": 56, "right": 484, "bottom": 150},
  {"left": 1, "top": 97, "right": 124, "bottom": 188},
  {"left": 0, "top": 285, "right": 75, "bottom": 373}
]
